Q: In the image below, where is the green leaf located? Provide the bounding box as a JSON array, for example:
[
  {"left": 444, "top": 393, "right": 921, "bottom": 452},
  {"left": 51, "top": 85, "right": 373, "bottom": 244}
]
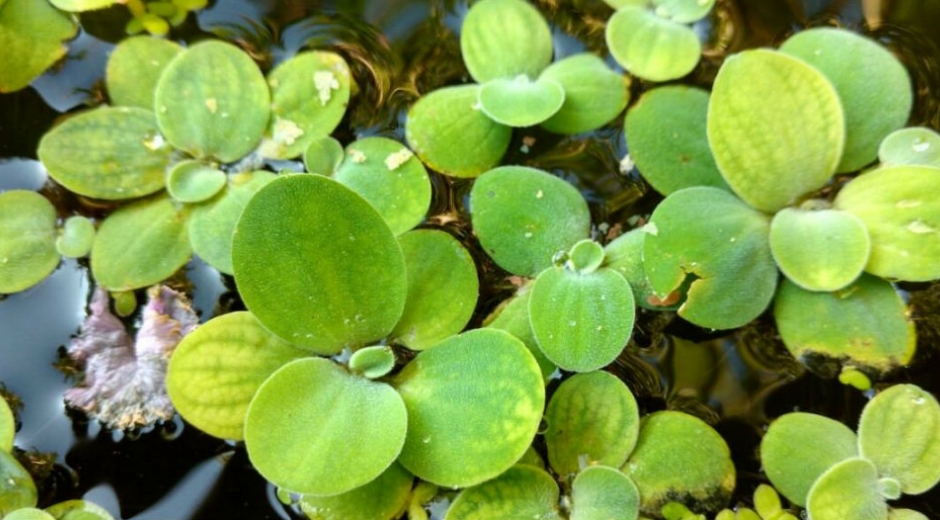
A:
[
  {"left": 625, "top": 86, "right": 729, "bottom": 195},
  {"left": 888, "top": 509, "right": 930, "bottom": 520},
  {"left": 605, "top": 7, "right": 701, "bottom": 82},
  {"left": 444, "top": 464, "right": 563, "bottom": 520},
  {"left": 106, "top": 36, "right": 183, "bottom": 109},
  {"left": 879, "top": 127, "right": 940, "bottom": 168},
  {"left": 478, "top": 76, "right": 564, "bottom": 127},
  {"left": 3, "top": 509, "right": 55, "bottom": 520},
  {"left": 834, "top": 164, "right": 940, "bottom": 281},
  {"left": 155, "top": 40, "right": 270, "bottom": 163},
  {"left": 604, "top": 0, "right": 649, "bottom": 7},
  {"left": 90, "top": 195, "right": 191, "bottom": 291},
  {"left": 166, "top": 311, "right": 308, "bottom": 440},
  {"left": 0, "top": 449, "right": 36, "bottom": 515},
  {"left": 348, "top": 345, "right": 396, "bottom": 379},
  {"left": 707, "top": 49, "right": 844, "bottom": 212},
  {"left": 0, "top": 0, "right": 77, "bottom": 93},
  {"left": 570, "top": 465, "right": 640, "bottom": 520},
  {"left": 0, "top": 191, "right": 58, "bottom": 294},
  {"left": 769, "top": 207, "right": 870, "bottom": 292},
  {"left": 652, "top": 0, "right": 716, "bottom": 23},
  {"left": 390, "top": 229, "right": 479, "bottom": 351},
  {"left": 760, "top": 412, "right": 858, "bottom": 507},
  {"left": 470, "top": 166, "right": 591, "bottom": 276},
  {"left": 166, "top": 160, "right": 227, "bottom": 204},
  {"left": 259, "top": 51, "right": 351, "bottom": 159},
  {"left": 460, "top": 0, "right": 553, "bottom": 83},
  {"left": 48, "top": 0, "right": 116, "bottom": 10},
  {"left": 858, "top": 384, "right": 940, "bottom": 495},
  {"left": 622, "top": 411, "right": 735, "bottom": 517},
  {"left": 484, "top": 287, "right": 557, "bottom": 380},
  {"left": 780, "top": 28, "right": 912, "bottom": 173},
  {"left": 394, "top": 329, "right": 545, "bottom": 488},
  {"left": 245, "top": 358, "right": 407, "bottom": 495},
  {"left": 188, "top": 170, "right": 274, "bottom": 274},
  {"left": 604, "top": 227, "right": 682, "bottom": 310},
  {"left": 38, "top": 107, "right": 172, "bottom": 200},
  {"left": 752, "top": 484, "right": 783, "bottom": 519},
  {"left": 332, "top": 137, "right": 431, "bottom": 236},
  {"left": 529, "top": 266, "right": 635, "bottom": 372},
  {"left": 539, "top": 53, "right": 630, "bottom": 135},
  {"left": 303, "top": 136, "right": 346, "bottom": 176},
  {"left": 43, "top": 500, "right": 115, "bottom": 520},
  {"left": 806, "top": 458, "right": 888, "bottom": 520},
  {"left": 644, "top": 187, "right": 776, "bottom": 330},
  {"left": 544, "top": 371, "right": 640, "bottom": 477},
  {"left": 773, "top": 275, "right": 916, "bottom": 372},
  {"left": 566, "top": 239, "right": 605, "bottom": 274},
  {"left": 406, "top": 85, "right": 511, "bottom": 178},
  {"left": 299, "top": 462, "right": 413, "bottom": 520},
  {"left": 0, "top": 396, "right": 12, "bottom": 453},
  {"left": 56, "top": 216, "right": 96, "bottom": 259},
  {"left": 232, "top": 175, "right": 407, "bottom": 352}
]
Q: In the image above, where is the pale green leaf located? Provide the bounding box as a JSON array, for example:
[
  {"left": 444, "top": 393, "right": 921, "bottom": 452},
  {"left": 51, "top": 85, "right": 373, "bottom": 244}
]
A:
[
  {"left": 303, "top": 136, "right": 345, "bottom": 176},
  {"left": 478, "top": 76, "right": 564, "bottom": 127},
  {"left": 444, "top": 464, "right": 563, "bottom": 520},
  {"left": 300, "top": 462, "right": 413, "bottom": 520},
  {"left": 166, "top": 160, "right": 227, "bottom": 204},
  {"left": 0, "top": 0, "right": 77, "bottom": 93},
  {"left": 0, "top": 191, "right": 58, "bottom": 294},
  {"left": 566, "top": 239, "right": 605, "bottom": 274},
  {"left": 460, "top": 0, "right": 553, "bottom": 83},
  {"left": 606, "top": 7, "right": 701, "bottom": 82},
  {"left": 806, "top": 458, "right": 888, "bottom": 520},
  {"left": 106, "top": 36, "right": 183, "bottom": 109},
  {"left": 48, "top": 0, "right": 116, "bottom": 10},
  {"left": 878, "top": 127, "right": 940, "bottom": 168},
  {"left": 539, "top": 53, "right": 630, "bottom": 135},
  {"left": 0, "top": 396, "right": 12, "bottom": 453},
  {"left": 56, "top": 216, "right": 96, "bottom": 259},
  {"left": 348, "top": 345, "right": 396, "bottom": 379},
  {"left": 0, "top": 450, "right": 36, "bottom": 515},
  {"left": 888, "top": 509, "right": 930, "bottom": 520},
  {"left": 3, "top": 509, "right": 55, "bottom": 520},
  {"left": 484, "top": 287, "right": 557, "bottom": 380},
  {"left": 604, "top": 227, "right": 682, "bottom": 310},
  {"left": 570, "top": 465, "right": 640, "bottom": 520},
  {"left": 652, "top": 0, "right": 716, "bottom": 23}
]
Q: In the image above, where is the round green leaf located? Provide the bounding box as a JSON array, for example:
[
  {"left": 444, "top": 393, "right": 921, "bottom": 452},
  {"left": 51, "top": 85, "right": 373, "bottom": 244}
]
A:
[
  {"left": 444, "top": 464, "right": 563, "bottom": 520},
  {"left": 245, "top": 357, "right": 407, "bottom": 495},
  {"left": 166, "top": 160, "right": 227, "bottom": 204},
  {"left": 478, "top": 76, "right": 564, "bottom": 127},
  {"left": 232, "top": 175, "right": 407, "bottom": 352},
  {"left": 38, "top": 107, "right": 172, "bottom": 200},
  {"left": 56, "top": 216, "right": 96, "bottom": 259},
  {"left": 773, "top": 275, "right": 916, "bottom": 372},
  {"left": 0, "top": 396, "right": 12, "bottom": 453},
  {"left": 300, "top": 462, "right": 413, "bottom": 520},
  {"left": 858, "top": 384, "right": 940, "bottom": 495},
  {"left": 604, "top": 227, "right": 682, "bottom": 310},
  {"left": 484, "top": 288, "right": 558, "bottom": 380},
  {"left": 539, "top": 53, "right": 630, "bottom": 135},
  {"left": 780, "top": 28, "right": 912, "bottom": 173},
  {"left": 406, "top": 85, "right": 511, "bottom": 178},
  {"left": 155, "top": 40, "right": 270, "bottom": 163},
  {"left": 3, "top": 509, "right": 55, "bottom": 520},
  {"left": 769, "top": 207, "right": 870, "bottom": 292},
  {"left": 888, "top": 509, "right": 930, "bottom": 520},
  {"left": 644, "top": 186, "right": 777, "bottom": 330},
  {"left": 834, "top": 164, "right": 940, "bottom": 281},
  {"left": 622, "top": 411, "right": 735, "bottom": 516},
  {"left": 394, "top": 329, "right": 545, "bottom": 488},
  {"left": 188, "top": 170, "right": 274, "bottom": 274},
  {"left": 390, "top": 229, "right": 479, "bottom": 351},
  {"left": 570, "top": 465, "right": 640, "bottom": 520},
  {"left": 544, "top": 371, "right": 640, "bottom": 477},
  {"left": 529, "top": 267, "right": 635, "bottom": 372},
  {"left": 0, "top": 449, "right": 36, "bottom": 514},
  {"left": 106, "top": 36, "right": 183, "bottom": 109},
  {"left": 460, "top": 0, "right": 553, "bottom": 83},
  {"left": 166, "top": 311, "right": 309, "bottom": 440},
  {"left": 259, "top": 51, "right": 351, "bottom": 159},
  {"left": 0, "top": 0, "right": 77, "bottom": 93},
  {"left": 653, "top": 0, "right": 716, "bottom": 23},
  {"left": 707, "top": 49, "right": 845, "bottom": 212},
  {"left": 806, "top": 458, "right": 888, "bottom": 520},
  {"left": 90, "top": 195, "right": 191, "bottom": 291},
  {"left": 304, "top": 136, "right": 346, "bottom": 176},
  {"left": 760, "top": 412, "right": 859, "bottom": 507},
  {"left": 43, "top": 500, "right": 115, "bottom": 520},
  {"left": 625, "top": 86, "right": 729, "bottom": 195},
  {"left": 0, "top": 191, "right": 58, "bottom": 294},
  {"left": 333, "top": 137, "right": 431, "bottom": 236},
  {"left": 470, "top": 166, "right": 591, "bottom": 276},
  {"left": 752, "top": 484, "right": 783, "bottom": 520},
  {"left": 348, "top": 345, "right": 396, "bottom": 379},
  {"left": 879, "top": 127, "right": 940, "bottom": 168},
  {"left": 605, "top": 7, "right": 701, "bottom": 82},
  {"left": 566, "top": 239, "right": 605, "bottom": 274}
]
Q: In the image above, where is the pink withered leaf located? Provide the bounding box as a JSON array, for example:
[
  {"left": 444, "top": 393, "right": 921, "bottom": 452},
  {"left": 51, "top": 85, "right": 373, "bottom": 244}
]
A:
[{"left": 65, "top": 285, "right": 198, "bottom": 430}]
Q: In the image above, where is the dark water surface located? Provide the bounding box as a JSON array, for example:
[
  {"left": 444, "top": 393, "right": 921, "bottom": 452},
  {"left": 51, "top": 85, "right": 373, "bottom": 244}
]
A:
[{"left": 2, "top": 0, "right": 940, "bottom": 518}]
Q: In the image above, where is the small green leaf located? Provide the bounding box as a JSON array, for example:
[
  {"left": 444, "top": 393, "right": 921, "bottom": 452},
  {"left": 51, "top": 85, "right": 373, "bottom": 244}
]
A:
[
  {"left": 348, "top": 345, "right": 396, "bottom": 379},
  {"left": 752, "top": 484, "right": 783, "bottom": 519},
  {"left": 566, "top": 239, "right": 605, "bottom": 274},
  {"left": 49, "top": 0, "right": 117, "bottom": 10},
  {"left": 406, "top": 85, "right": 511, "bottom": 178},
  {"left": 299, "top": 462, "right": 413, "bottom": 520},
  {"left": 90, "top": 195, "right": 191, "bottom": 291},
  {"left": 0, "top": 0, "right": 77, "bottom": 93},
  {"left": 303, "top": 136, "right": 346, "bottom": 176},
  {"left": 858, "top": 384, "right": 940, "bottom": 495},
  {"left": 544, "top": 371, "right": 640, "bottom": 477},
  {"left": 245, "top": 358, "right": 407, "bottom": 495},
  {"left": 0, "top": 396, "right": 12, "bottom": 453},
  {"left": 56, "top": 216, "right": 96, "bottom": 259},
  {"left": 112, "top": 290, "right": 136, "bottom": 317},
  {"left": 570, "top": 465, "right": 640, "bottom": 520},
  {"left": 484, "top": 288, "right": 557, "bottom": 380},
  {"left": 707, "top": 49, "right": 844, "bottom": 212},
  {"left": 460, "top": 0, "right": 553, "bottom": 83},
  {"left": 166, "top": 311, "right": 309, "bottom": 440},
  {"left": 604, "top": 227, "right": 682, "bottom": 310},
  {"left": 43, "top": 500, "right": 115, "bottom": 520},
  {"left": 760, "top": 412, "right": 859, "bottom": 507},
  {"left": 879, "top": 127, "right": 940, "bottom": 168},
  {"left": 3, "top": 509, "right": 55, "bottom": 520},
  {"left": 155, "top": 40, "right": 270, "bottom": 162},
  {"left": 166, "top": 160, "right": 227, "bottom": 203},
  {"left": 0, "top": 191, "right": 58, "bottom": 294},
  {"left": 106, "top": 36, "right": 183, "bottom": 109},
  {"left": 470, "top": 166, "right": 591, "bottom": 276},
  {"left": 444, "top": 464, "right": 563, "bottom": 520},
  {"left": 806, "top": 458, "right": 888, "bottom": 520},
  {"left": 539, "top": 53, "right": 630, "bottom": 135},
  {"left": 652, "top": 0, "right": 716, "bottom": 23},
  {"left": 38, "top": 107, "right": 172, "bottom": 200},
  {"left": 605, "top": 7, "right": 701, "bottom": 82},
  {"left": 394, "top": 329, "right": 545, "bottom": 488},
  {"left": 888, "top": 509, "right": 930, "bottom": 520},
  {"left": 0, "top": 449, "right": 36, "bottom": 515},
  {"left": 478, "top": 76, "right": 564, "bottom": 127}
]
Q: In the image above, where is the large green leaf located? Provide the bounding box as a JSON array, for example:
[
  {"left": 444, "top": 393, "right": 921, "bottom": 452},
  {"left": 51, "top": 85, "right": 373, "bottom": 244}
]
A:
[
  {"left": 106, "top": 36, "right": 183, "bottom": 109},
  {"left": 300, "top": 462, "right": 413, "bottom": 520},
  {"left": 570, "top": 465, "right": 640, "bottom": 520},
  {"left": 0, "top": 0, "right": 77, "bottom": 93},
  {"left": 394, "top": 329, "right": 545, "bottom": 488},
  {"left": 780, "top": 28, "right": 912, "bottom": 173},
  {"left": 539, "top": 53, "right": 630, "bottom": 135},
  {"left": 605, "top": 6, "right": 701, "bottom": 82},
  {"left": 166, "top": 311, "right": 309, "bottom": 440},
  {"left": 708, "top": 49, "right": 844, "bottom": 212},
  {"left": 155, "top": 40, "right": 270, "bottom": 163},
  {"left": 0, "top": 396, "right": 12, "bottom": 453},
  {"left": 806, "top": 458, "right": 888, "bottom": 520},
  {"left": 38, "top": 107, "right": 172, "bottom": 200},
  {"left": 444, "top": 464, "right": 563, "bottom": 520},
  {"left": 0, "top": 191, "right": 58, "bottom": 294},
  {"left": 470, "top": 166, "right": 591, "bottom": 276},
  {"left": 878, "top": 127, "right": 940, "bottom": 168},
  {"left": 0, "top": 450, "right": 36, "bottom": 515},
  {"left": 232, "top": 175, "right": 407, "bottom": 352},
  {"left": 460, "top": 0, "right": 553, "bottom": 83},
  {"left": 478, "top": 76, "right": 564, "bottom": 127},
  {"left": 245, "top": 358, "right": 407, "bottom": 495}
]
